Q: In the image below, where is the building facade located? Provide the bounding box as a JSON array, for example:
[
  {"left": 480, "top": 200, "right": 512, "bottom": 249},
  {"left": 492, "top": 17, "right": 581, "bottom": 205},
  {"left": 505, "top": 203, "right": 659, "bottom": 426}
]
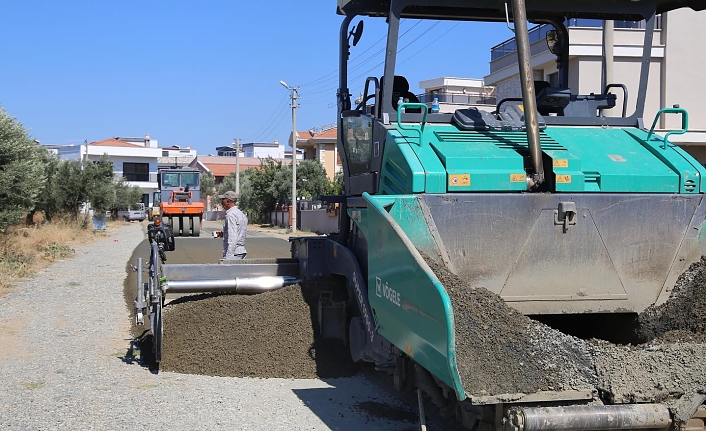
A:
[
  {"left": 48, "top": 137, "right": 161, "bottom": 206},
  {"left": 484, "top": 9, "right": 706, "bottom": 163},
  {"left": 291, "top": 124, "right": 341, "bottom": 181},
  {"left": 417, "top": 77, "right": 496, "bottom": 113}
]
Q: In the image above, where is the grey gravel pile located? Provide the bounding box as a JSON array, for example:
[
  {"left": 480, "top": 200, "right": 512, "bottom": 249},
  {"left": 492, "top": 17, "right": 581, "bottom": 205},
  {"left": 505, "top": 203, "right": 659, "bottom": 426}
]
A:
[
  {"left": 0, "top": 223, "right": 416, "bottom": 431},
  {"left": 425, "top": 256, "right": 597, "bottom": 396},
  {"left": 425, "top": 252, "right": 705, "bottom": 422},
  {"left": 589, "top": 258, "right": 706, "bottom": 422}
]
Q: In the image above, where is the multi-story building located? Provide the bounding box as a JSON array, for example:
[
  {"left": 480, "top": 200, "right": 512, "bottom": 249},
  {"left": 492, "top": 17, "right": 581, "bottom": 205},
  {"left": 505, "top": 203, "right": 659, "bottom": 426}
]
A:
[
  {"left": 291, "top": 124, "right": 341, "bottom": 181},
  {"left": 47, "top": 136, "right": 161, "bottom": 206},
  {"left": 484, "top": 9, "right": 706, "bottom": 163},
  {"left": 159, "top": 145, "right": 197, "bottom": 169},
  {"left": 417, "top": 77, "right": 496, "bottom": 113}
]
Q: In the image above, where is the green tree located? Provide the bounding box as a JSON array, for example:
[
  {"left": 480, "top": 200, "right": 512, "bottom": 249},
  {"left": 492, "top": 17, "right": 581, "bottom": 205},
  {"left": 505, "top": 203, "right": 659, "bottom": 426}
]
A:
[
  {"left": 199, "top": 171, "right": 216, "bottom": 209},
  {"left": 86, "top": 156, "right": 117, "bottom": 213},
  {"left": 109, "top": 180, "right": 143, "bottom": 216},
  {"left": 0, "top": 107, "right": 47, "bottom": 230},
  {"left": 328, "top": 170, "right": 344, "bottom": 195},
  {"left": 272, "top": 159, "right": 333, "bottom": 202},
  {"left": 296, "top": 159, "right": 332, "bottom": 199},
  {"left": 54, "top": 160, "right": 86, "bottom": 218},
  {"left": 220, "top": 157, "right": 282, "bottom": 223},
  {"left": 215, "top": 158, "right": 338, "bottom": 223},
  {"left": 26, "top": 150, "right": 61, "bottom": 224},
  {"left": 53, "top": 155, "right": 116, "bottom": 219},
  {"left": 235, "top": 169, "right": 255, "bottom": 214}
]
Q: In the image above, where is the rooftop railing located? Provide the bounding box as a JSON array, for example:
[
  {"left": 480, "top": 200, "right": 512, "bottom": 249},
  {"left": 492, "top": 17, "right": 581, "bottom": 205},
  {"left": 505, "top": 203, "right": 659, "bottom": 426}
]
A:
[
  {"left": 491, "top": 17, "right": 662, "bottom": 61},
  {"left": 417, "top": 92, "right": 496, "bottom": 106}
]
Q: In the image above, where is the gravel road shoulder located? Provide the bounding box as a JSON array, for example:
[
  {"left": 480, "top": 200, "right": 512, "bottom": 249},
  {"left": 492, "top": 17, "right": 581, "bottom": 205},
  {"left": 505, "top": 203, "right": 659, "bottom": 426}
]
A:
[{"left": 0, "top": 222, "right": 417, "bottom": 431}]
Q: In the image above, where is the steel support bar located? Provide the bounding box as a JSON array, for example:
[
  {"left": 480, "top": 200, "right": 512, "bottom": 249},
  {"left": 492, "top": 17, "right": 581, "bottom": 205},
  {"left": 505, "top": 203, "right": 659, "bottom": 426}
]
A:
[
  {"left": 164, "top": 276, "right": 301, "bottom": 294},
  {"left": 510, "top": 0, "right": 544, "bottom": 187},
  {"left": 418, "top": 389, "right": 427, "bottom": 431},
  {"left": 134, "top": 257, "right": 145, "bottom": 325},
  {"left": 505, "top": 404, "right": 671, "bottom": 431}
]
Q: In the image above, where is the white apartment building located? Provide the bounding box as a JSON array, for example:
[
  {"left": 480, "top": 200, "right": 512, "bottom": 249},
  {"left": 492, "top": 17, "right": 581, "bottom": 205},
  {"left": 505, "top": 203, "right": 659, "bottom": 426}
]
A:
[
  {"left": 484, "top": 9, "right": 706, "bottom": 163},
  {"left": 159, "top": 145, "right": 197, "bottom": 169},
  {"left": 48, "top": 137, "right": 162, "bottom": 206},
  {"left": 417, "top": 77, "right": 496, "bottom": 113},
  {"left": 215, "top": 141, "right": 286, "bottom": 159}
]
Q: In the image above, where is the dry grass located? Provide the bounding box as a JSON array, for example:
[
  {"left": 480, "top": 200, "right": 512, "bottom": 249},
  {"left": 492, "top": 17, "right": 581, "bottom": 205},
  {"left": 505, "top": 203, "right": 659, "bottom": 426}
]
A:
[{"left": 0, "top": 215, "right": 114, "bottom": 295}]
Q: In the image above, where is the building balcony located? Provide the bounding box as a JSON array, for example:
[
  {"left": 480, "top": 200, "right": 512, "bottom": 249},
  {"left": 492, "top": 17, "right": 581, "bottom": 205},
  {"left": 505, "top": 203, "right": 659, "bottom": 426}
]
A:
[
  {"left": 417, "top": 91, "right": 496, "bottom": 106},
  {"left": 113, "top": 172, "right": 159, "bottom": 188},
  {"left": 490, "top": 17, "right": 662, "bottom": 61}
]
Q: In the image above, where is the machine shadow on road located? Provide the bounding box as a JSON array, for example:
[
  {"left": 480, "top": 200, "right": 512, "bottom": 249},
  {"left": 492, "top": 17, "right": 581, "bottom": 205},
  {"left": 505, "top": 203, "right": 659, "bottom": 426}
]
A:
[{"left": 291, "top": 382, "right": 419, "bottom": 431}]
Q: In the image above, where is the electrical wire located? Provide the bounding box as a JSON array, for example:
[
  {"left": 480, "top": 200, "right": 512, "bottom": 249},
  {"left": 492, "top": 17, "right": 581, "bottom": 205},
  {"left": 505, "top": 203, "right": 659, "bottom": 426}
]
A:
[
  {"left": 245, "top": 94, "right": 290, "bottom": 141},
  {"left": 249, "top": 19, "right": 450, "bottom": 140},
  {"left": 303, "top": 21, "right": 442, "bottom": 102},
  {"left": 300, "top": 20, "right": 424, "bottom": 93}
]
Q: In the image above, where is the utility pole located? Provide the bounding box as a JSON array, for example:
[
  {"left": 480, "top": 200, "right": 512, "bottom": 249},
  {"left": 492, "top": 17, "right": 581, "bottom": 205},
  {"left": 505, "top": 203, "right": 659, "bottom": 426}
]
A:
[
  {"left": 233, "top": 138, "right": 241, "bottom": 195},
  {"left": 82, "top": 139, "right": 88, "bottom": 171},
  {"left": 280, "top": 80, "right": 300, "bottom": 233}
]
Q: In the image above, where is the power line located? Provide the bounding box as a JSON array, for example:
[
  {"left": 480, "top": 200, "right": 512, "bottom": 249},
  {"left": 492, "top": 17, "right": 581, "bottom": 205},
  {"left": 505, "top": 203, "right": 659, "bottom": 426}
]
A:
[
  {"left": 249, "top": 19, "right": 451, "bottom": 140},
  {"left": 302, "top": 21, "right": 442, "bottom": 102},
  {"left": 300, "top": 20, "right": 424, "bottom": 93},
  {"left": 342, "top": 22, "right": 463, "bottom": 100},
  {"left": 397, "top": 22, "right": 460, "bottom": 67},
  {"left": 245, "top": 94, "right": 289, "bottom": 141}
]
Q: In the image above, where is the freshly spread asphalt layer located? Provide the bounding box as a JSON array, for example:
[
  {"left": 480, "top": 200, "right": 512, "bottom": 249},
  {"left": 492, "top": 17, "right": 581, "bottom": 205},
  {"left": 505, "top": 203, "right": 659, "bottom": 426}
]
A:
[{"left": 159, "top": 278, "right": 359, "bottom": 378}]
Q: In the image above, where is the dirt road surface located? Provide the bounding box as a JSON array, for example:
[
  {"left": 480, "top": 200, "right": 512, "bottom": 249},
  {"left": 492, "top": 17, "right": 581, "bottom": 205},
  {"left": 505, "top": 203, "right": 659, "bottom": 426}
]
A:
[{"left": 0, "top": 222, "right": 419, "bottom": 431}]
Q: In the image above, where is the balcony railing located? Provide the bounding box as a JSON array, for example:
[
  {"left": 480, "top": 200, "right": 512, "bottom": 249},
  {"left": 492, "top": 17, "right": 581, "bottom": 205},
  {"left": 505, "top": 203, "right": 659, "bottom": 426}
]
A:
[
  {"left": 114, "top": 172, "right": 158, "bottom": 183},
  {"left": 491, "top": 17, "right": 662, "bottom": 61},
  {"left": 417, "top": 92, "right": 497, "bottom": 106}
]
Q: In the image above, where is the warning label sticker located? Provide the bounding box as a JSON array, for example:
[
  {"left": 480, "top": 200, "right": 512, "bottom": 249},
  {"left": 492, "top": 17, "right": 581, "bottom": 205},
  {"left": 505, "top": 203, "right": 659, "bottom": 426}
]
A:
[{"left": 449, "top": 174, "right": 470, "bottom": 187}]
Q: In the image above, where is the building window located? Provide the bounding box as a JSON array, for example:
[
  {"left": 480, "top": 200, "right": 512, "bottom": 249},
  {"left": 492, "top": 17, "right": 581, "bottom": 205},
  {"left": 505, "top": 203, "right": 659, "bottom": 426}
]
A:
[
  {"left": 162, "top": 150, "right": 169, "bottom": 157},
  {"left": 123, "top": 162, "right": 149, "bottom": 182},
  {"left": 548, "top": 72, "right": 559, "bottom": 87}
]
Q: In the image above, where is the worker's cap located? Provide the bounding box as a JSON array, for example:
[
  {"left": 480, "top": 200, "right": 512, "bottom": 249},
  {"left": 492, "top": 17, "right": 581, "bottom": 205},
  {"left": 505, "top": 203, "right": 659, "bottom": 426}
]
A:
[{"left": 218, "top": 191, "right": 238, "bottom": 202}]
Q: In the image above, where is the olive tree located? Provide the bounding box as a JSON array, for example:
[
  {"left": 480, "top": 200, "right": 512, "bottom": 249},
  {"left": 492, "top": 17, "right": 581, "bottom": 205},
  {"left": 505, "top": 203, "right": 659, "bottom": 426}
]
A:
[
  {"left": 0, "top": 107, "right": 46, "bottom": 230},
  {"left": 53, "top": 155, "right": 117, "bottom": 220}
]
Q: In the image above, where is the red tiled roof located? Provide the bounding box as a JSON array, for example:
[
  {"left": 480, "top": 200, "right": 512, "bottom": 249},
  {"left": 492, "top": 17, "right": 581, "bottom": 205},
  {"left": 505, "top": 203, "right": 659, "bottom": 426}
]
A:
[
  {"left": 90, "top": 138, "right": 142, "bottom": 148},
  {"left": 315, "top": 127, "right": 337, "bottom": 139},
  {"left": 203, "top": 162, "right": 261, "bottom": 177},
  {"left": 191, "top": 156, "right": 294, "bottom": 177},
  {"left": 298, "top": 127, "right": 337, "bottom": 140}
]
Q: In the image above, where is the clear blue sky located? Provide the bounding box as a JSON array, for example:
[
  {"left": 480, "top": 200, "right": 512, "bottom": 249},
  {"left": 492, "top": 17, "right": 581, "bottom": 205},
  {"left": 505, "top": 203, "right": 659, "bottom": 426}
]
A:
[{"left": 0, "top": 1, "right": 511, "bottom": 155}]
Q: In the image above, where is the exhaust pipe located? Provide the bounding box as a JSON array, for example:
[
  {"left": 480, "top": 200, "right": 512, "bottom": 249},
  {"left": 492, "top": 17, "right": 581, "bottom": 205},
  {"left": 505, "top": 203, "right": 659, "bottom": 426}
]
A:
[
  {"left": 503, "top": 404, "right": 671, "bottom": 431},
  {"left": 164, "top": 276, "right": 301, "bottom": 294},
  {"left": 510, "top": 0, "right": 544, "bottom": 188}
]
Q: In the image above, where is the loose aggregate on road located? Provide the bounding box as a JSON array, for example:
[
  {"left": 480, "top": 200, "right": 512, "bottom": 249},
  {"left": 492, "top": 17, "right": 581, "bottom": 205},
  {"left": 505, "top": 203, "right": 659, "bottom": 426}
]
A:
[
  {"left": 426, "top": 254, "right": 706, "bottom": 423},
  {"left": 0, "top": 223, "right": 418, "bottom": 431}
]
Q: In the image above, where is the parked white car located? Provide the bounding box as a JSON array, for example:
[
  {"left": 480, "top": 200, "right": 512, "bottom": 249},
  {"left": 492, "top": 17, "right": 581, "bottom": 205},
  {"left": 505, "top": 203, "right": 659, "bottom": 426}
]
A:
[{"left": 117, "top": 203, "right": 146, "bottom": 222}]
